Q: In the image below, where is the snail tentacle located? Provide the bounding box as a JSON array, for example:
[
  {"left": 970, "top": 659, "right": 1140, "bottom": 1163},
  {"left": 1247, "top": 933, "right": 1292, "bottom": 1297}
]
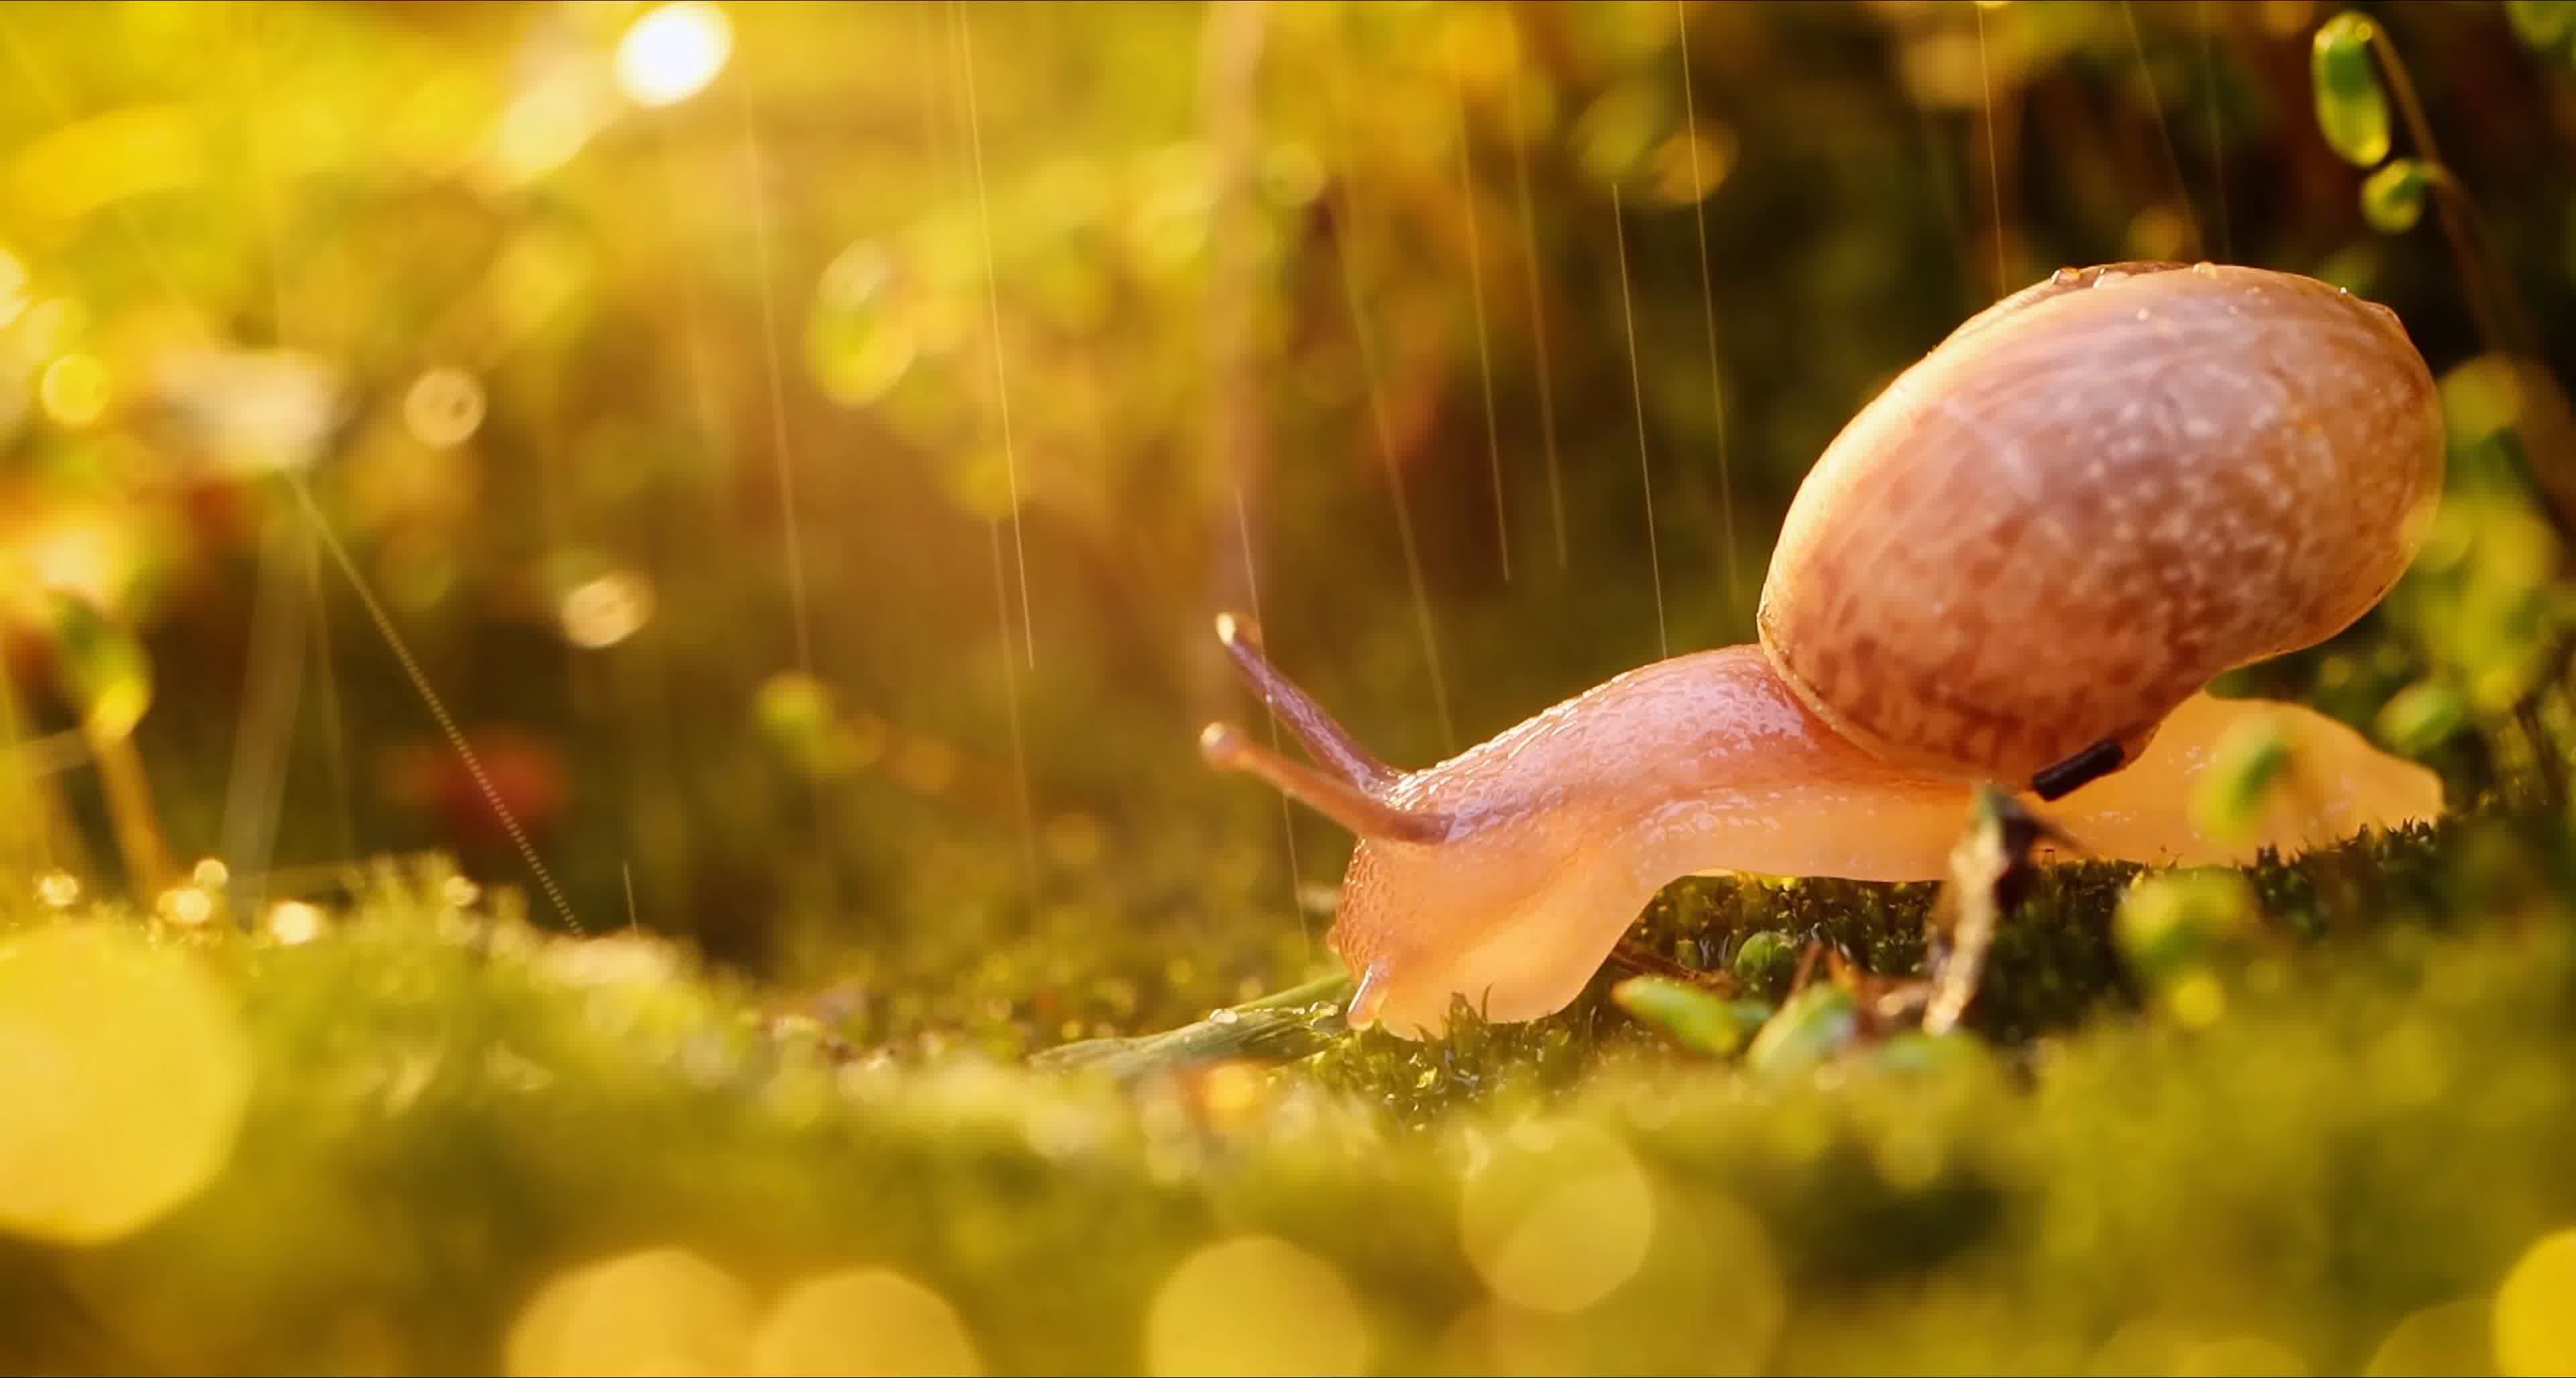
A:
[
  {"left": 1197, "top": 722, "right": 1455, "bottom": 845},
  {"left": 1212, "top": 612, "right": 1397, "bottom": 790}
]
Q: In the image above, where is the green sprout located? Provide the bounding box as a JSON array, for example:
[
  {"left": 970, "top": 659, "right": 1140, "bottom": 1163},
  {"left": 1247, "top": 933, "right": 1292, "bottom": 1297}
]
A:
[
  {"left": 1611, "top": 975, "right": 1769, "bottom": 1059},
  {"left": 2377, "top": 680, "right": 2469, "bottom": 757},
  {"left": 2310, "top": 13, "right": 2392, "bottom": 168},
  {"left": 2192, "top": 719, "right": 2295, "bottom": 844},
  {"left": 2361, "top": 158, "right": 2429, "bottom": 233}
]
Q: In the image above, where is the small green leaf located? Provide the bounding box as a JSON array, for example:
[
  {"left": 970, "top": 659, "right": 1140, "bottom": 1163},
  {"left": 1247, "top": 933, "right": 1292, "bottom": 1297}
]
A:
[
  {"left": 2191, "top": 719, "right": 2296, "bottom": 842},
  {"left": 2311, "top": 13, "right": 2392, "bottom": 168},
  {"left": 806, "top": 242, "right": 916, "bottom": 408},
  {"left": 1743, "top": 983, "right": 1859, "bottom": 1081},
  {"left": 2361, "top": 158, "right": 2428, "bottom": 233},
  {"left": 1611, "top": 977, "right": 1768, "bottom": 1059},
  {"left": 2377, "top": 680, "right": 2468, "bottom": 757},
  {"left": 2504, "top": 0, "right": 2576, "bottom": 52},
  {"left": 1729, "top": 929, "right": 1799, "bottom": 998},
  {"left": 1572, "top": 78, "right": 1674, "bottom": 187},
  {"left": 753, "top": 672, "right": 839, "bottom": 776},
  {"left": 2114, "top": 868, "right": 2260, "bottom": 988},
  {"left": 1870, "top": 1030, "right": 1989, "bottom": 1079},
  {"left": 46, "top": 596, "right": 151, "bottom": 741}
]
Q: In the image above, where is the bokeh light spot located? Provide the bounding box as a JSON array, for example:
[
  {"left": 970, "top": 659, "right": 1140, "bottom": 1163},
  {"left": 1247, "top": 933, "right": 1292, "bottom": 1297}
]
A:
[
  {"left": 404, "top": 367, "right": 486, "bottom": 448},
  {"left": 35, "top": 871, "right": 80, "bottom": 908},
  {"left": 1648, "top": 123, "right": 1737, "bottom": 205},
  {"left": 749, "top": 1267, "right": 982, "bottom": 1377},
  {"left": 504, "top": 1244, "right": 752, "bottom": 1377},
  {"left": 808, "top": 242, "right": 916, "bottom": 407},
  {"left": 2365, "top": 1296, "right": 2491, "bottom": 1377},
  {"left": 888, "top": 736, "right": 958, "bottom": 797},
  {"left": 1144, "top": 1235, "right": 1368, "bottom": 1377},
  {"left": 2498, "top": 1228, "right": 2576, "bottom": 1376},
  {"left": 23, "top": 515, "right": 129, "bottom": 611},
  {"left": 266, "top": 901, "right": 327, "bottom": 946},
  {"left": 1459, "top": 1121, "right": 1655, "bottom": 1314},
  {"left": 2441, "top": 355, "right": 2526, "bottom": 449},
  {"left": 2127, "top": 205, "right": 2190, "bottom": 261},
  {"left": 157, "top": 885, "right": 215, "bottom": 928},
  {"left": 0, "top": 923, "right": 252, "bottom": 1244},
  {"left": 618, "top": 3, "right": 734, "bottom": 109},
  {"left": 559, "top": 570, "right": 655, "bottom": 649},
  {"left": 40, "top": 353, "right": 110, "bottom": 426}
]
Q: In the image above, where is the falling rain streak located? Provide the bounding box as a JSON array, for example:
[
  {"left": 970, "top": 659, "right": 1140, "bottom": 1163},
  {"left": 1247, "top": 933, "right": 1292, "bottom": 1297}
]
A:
[
  {"left": 221, "top": 6, "right": 322, "bottom": 920},
  {"left": 1235, "top": 483, "right": 1308, "bottom": 953},
  {"left": 1975, "top": 1, "right": 2010, "bottom": 301},
  {"left": 1504, "top": 38, "right": 1570, "bottom": 570},
  {"left": 933, "top": 0, "right": 1038, "bottom": 894},
  {"left": 294, "top": 477, "right": 586, "bottom": 935},
  {"left": 1675, "top": 0, "right": 1739, "bottom": 612},
  {"left": 1610, "top": 183, "right": 1670, "bottom": 661},
  {"left": 740, "top": 84, "right": 844, "bottom": 922},
  {"left": 953, "top": 1, "right": 1036, "bottom": 672},
  {"left": 1324, "top": 32, "right": 1454, "bottom": 754},
  {"left": 1450, "top": 50, "right": 1512, "bottom": 584},
  {"left": 2121, "top": 0, "right": 2206, "bottom": 258}
]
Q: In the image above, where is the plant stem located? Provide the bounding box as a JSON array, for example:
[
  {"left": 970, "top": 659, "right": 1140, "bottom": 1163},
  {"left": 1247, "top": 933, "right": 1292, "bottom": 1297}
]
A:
[
  {"left": 2365, "top": 28, "right": 2524, "bottom": 356},
  {"left": 1032, "top": 970, "right": 1354, "bottom": 1079},
  {"left": 89, "top": 729, "right": 174, "bottom": 902},
  {"left": 0, "top": 666, "right": 87, "bottom": 884}
]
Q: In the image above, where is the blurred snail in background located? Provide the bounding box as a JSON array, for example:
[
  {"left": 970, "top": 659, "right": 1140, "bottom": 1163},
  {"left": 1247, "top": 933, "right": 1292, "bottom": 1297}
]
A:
[{"left": 1202, "top": 261, "right": 2447, "bottom": 1040}]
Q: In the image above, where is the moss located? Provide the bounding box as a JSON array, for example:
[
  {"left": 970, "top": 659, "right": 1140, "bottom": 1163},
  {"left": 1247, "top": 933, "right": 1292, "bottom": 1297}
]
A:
[{"left": 5, "top": 806, "right": 2573, "bottom": 1375}]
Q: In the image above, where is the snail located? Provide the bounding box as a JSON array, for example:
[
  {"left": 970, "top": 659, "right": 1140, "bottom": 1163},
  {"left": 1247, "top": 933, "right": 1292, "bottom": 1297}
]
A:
[{"left": 1201, "top": 261, "right": 2448, "bottom": 1041}]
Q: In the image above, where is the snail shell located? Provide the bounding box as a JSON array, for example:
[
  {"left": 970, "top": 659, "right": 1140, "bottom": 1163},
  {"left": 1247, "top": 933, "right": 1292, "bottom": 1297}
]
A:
[{"left": 1758, "top": 262, "right": 2445, "bottom": 786}]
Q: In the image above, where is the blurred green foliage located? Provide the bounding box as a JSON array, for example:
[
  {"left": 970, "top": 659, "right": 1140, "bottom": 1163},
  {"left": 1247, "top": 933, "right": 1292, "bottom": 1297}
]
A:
[
  {"left": 0, "top": 0, "right": 2562, "bottom": 977},
  {"left": 4, "top": 0, "right": 2576, "bottom": 1373}
]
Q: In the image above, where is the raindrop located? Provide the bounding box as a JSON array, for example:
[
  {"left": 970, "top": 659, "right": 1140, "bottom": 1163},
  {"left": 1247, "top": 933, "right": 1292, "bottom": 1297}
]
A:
[{"left": 403, "top": 366, "right": 486, "bottom": 447}]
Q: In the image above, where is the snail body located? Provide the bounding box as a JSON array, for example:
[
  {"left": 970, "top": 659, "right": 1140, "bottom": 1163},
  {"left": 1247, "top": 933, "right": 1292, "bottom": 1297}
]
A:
[{"left": 1202, "top": 262, "right": 2447, "bottom": 1041}]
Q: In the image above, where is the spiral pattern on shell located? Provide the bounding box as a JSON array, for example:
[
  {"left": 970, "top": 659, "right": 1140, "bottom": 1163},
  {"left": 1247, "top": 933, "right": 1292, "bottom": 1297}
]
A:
[{"left": 1757, "top": 262, "right": 2445, "bottom": 785}]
